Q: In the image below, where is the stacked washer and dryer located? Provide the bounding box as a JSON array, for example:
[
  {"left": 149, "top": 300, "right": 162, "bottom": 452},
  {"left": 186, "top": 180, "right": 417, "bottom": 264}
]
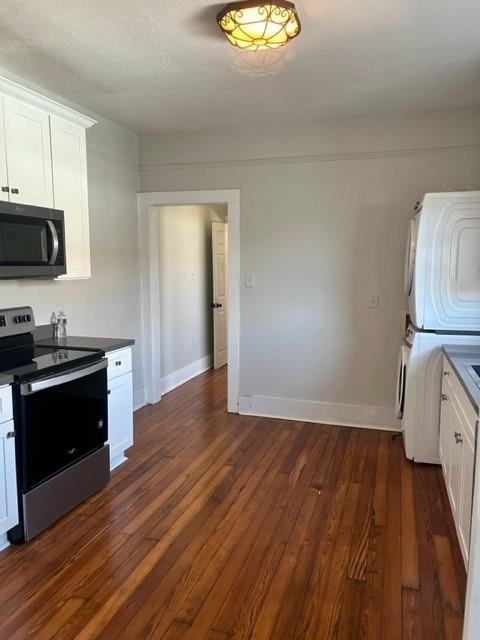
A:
[{"left": 397, "top": 191, "right": 480, "bottom": 463}]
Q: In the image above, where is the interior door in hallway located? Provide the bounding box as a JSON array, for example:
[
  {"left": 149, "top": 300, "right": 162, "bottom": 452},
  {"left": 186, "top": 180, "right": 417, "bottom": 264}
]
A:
[{"left": 212, "top": 221, "right": 228, "bottom": 369}]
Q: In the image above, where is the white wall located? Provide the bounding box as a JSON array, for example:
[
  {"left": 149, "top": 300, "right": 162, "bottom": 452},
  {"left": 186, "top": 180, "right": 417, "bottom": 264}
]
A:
[
  {"left": 156, "top": 204, "right": 226, "bottom": 391},
  {"left": 139, "top": 109, "right": 480, "bottom": 428},
  {"left": 0, "top": 116, "right": 145, "bottom": 408}
]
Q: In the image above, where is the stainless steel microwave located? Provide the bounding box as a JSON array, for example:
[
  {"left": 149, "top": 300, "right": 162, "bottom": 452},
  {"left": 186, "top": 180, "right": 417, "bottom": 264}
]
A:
[{"left": 0, "top": 202, "right": 66, "bottom": 279}]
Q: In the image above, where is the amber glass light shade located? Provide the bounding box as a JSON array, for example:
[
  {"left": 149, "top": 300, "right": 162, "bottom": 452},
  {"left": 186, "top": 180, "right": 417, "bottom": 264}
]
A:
[{"left": 217, "top": 1, "right": 301, "bottom": 51}]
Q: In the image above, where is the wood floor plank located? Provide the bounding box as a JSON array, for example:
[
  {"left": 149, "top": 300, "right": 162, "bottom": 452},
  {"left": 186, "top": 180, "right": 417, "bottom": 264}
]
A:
[
  {"left": 0, "top": 367, "right": 466, "bottom": 640},
  {"left": 434, "top": 535, "right": 464, "bottom": 640},
  {"left": 401, "top": 453, "right": 420, "bottom": 589},
  {"left": 381, "top": 437, "right": 402, "bottom": 640},
  {"left": 402, "top": 587, "right": 425, "bottom": 640}
]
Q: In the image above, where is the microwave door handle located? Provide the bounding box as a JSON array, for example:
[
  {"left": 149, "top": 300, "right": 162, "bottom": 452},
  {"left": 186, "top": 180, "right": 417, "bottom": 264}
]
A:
[
  {"left": 46, "top": 220, "right": 59, "bottom": 265},
  {"left": 20, "top": 360, "right": 107, "bottom": 396}
]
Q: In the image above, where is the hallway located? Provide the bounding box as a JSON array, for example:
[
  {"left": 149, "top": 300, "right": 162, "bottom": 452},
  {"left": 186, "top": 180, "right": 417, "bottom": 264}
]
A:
[{"left": 0, "top": 367, "right": 466, "bottom": 639}]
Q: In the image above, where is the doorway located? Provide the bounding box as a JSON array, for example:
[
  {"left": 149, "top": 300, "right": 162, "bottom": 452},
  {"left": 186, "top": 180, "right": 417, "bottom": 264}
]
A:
[
  {"left": 156, "top": 204, "right": 228, "bottom": 395},
  {"left": 138, "top": 190, "right": 240, "bottom": 413}
]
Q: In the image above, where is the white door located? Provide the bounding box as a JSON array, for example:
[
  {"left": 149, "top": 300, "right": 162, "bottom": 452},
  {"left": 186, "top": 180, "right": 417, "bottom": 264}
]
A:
[
  {"left": 0, "top": 98, "right": 8, "bottom": 203},
  {"left": 212, "top": 222, "right": 228, "bottom": 369},
  {"left": 3, "top": 97, "right": 53, "bottom": 207},
  {"left": 0, "top": 421, "right": 19, "bottom": 534},
  {"left": 108, "top": 373, "right": 134, "bottom": 468},
  {"left": 50, "top": 116, "right": 91, "bottom": 279}
]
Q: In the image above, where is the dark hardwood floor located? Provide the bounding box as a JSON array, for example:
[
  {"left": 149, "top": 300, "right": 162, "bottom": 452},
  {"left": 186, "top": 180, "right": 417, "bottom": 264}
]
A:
[{"left": 0, "top": 367, "right": 466, "bottom": 639}]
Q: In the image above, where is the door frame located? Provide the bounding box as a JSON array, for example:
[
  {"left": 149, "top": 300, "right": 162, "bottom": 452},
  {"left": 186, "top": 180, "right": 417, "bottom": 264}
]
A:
[{"left": 138, "top": 189, "right": 240, "bottom": 413}]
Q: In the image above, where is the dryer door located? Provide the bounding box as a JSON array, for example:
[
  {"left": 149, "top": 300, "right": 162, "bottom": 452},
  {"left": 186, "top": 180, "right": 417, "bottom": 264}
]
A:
[
  {"left": 395, "top": 344, "right": 408, "bottom": 419},
  {"left": 404, "top": 217, "right": 417, "bottom": 297}
]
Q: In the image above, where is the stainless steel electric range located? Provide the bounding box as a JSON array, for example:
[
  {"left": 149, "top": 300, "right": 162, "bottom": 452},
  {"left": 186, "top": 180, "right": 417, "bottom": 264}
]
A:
[{"left": 0, "top": 307, "right": 110, "bottom": 543}]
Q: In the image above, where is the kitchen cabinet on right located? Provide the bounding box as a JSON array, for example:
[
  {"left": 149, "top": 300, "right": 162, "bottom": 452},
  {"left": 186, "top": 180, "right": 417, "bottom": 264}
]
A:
[
  {"left": 440, "top": 355, "right": 477, "bottom": 566},
  {"left": 107, "top": 347, "right": 134, "bottom": 471}
]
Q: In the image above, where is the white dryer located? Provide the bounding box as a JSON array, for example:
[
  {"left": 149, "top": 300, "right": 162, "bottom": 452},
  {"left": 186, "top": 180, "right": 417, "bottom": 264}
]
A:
[
  {"left": 406, "top": 192, "right": 480, "bottom": 332},
  {"left": 397, "top": 325, "right": 480, "bottom": 463}
]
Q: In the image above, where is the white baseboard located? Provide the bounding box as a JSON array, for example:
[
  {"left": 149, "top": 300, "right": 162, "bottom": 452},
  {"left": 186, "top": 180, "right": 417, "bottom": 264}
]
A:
[
  {"left": 160, "top": 354, "right": 213, "bottom": 396},
  {"left": 133, "top": 386, "right": 147, "bottom": 412},
  {"left": 238, "top": 394, "right": 400, "bottom": 431}
]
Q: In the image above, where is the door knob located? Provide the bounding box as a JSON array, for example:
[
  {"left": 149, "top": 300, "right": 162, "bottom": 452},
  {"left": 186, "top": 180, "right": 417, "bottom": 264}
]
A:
[
  {"left": 441, "top": 393, "right": 448, "bottom": 401},
  {"left": 454, "top": 431, "right": 463, "bottom": 445},
  {"left": 210, "top": 302, "right": 223, "bottom": 309}
]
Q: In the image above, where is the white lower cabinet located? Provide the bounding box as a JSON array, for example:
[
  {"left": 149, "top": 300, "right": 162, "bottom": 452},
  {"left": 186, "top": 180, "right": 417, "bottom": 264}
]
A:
[
  {"left": 440, "top": 356, "right": 477, "bottom": 567},
  {"left": 107, "top": 348, "right": 134, "bottom": 471},
  {"left": 0, "top": 386, "right": 18, "bottom": 550}
]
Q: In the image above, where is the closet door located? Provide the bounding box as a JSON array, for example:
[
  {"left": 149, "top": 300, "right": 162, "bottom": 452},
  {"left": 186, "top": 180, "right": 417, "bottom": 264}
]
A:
[{"left": 3, "top": 97, "right": 53, "bottom": 207}]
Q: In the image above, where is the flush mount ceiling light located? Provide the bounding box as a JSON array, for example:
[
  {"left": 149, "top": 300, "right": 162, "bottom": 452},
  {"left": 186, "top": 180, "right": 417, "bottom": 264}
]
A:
[{"left": 216, "top": 1, "right": 301, "bottom": 52}]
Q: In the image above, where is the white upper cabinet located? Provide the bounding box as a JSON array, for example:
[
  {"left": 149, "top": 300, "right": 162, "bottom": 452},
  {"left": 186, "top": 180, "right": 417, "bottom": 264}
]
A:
[
  {"left": 3, "top": 97, "right": 53, "bottom": 208},
  {"left": 0, "top": 76, "right": 96, "bottom": 279},
  {"left": 0, "top": 99, "right": 8, "bottom": 200},
  {"left": 51, "top": 117, "right": 91, "bottom": 279}
]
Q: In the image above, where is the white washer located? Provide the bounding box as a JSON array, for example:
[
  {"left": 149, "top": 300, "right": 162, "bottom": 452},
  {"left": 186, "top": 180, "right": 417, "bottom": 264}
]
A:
[
  {"left": 406, "top": 191, "right": 480, "bottom": 332},
  {"left": 397, "top": 325, "right": 480, "bottom": 463}
]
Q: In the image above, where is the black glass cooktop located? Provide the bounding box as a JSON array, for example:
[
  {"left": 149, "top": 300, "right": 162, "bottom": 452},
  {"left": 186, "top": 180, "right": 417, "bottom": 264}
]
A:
[{"left": 0, "top": 345, "right": 105, "bottom": 382}]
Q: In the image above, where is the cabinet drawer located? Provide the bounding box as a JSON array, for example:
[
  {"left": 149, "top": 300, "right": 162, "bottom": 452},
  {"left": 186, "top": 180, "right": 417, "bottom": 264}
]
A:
[
  {"left": 0, "top": 386, "right": 13, "bottom": 424},
  {"left": 107, "top": 348, "right": 132, "bottom": 381}
]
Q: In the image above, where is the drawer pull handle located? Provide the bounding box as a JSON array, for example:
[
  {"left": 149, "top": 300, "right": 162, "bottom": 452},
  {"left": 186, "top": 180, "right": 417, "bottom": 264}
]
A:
[
  {"left": 10, "top": 188, "right": 19, "bottom": 194},
  {"left": 441, "top": 393, "right": 448, "bottom": 402},
  {"left": 443, "top": 371, "right": 449, "bottom": 377},
  {"left": 1, "top": 186, "right": 9, "bottom": 193},
  {"left": 454, "top": 431, "right": 463, "bottom": 445},
  {"left": 67, "top": 447, "right": 77, "bottom": 455},
  {"left": 6, "top": 431, "right": 15, "bottom": 439},
  {"left": 115, "top": 361, "right": 122, "bottom": 366}
]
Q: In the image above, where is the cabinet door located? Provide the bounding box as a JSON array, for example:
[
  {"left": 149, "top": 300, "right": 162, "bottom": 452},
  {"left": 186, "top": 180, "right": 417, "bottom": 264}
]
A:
[
  {"left": 439, "top": 389, "right": 451, "bottom": 475},
  {"left": 0, "top": 421, "right": 19, "bottom": 534},
  {"left": 3, "top": 97, "right": 53, "bottom": 207},
  {"left": 447, "top": 402, "right": 463, "bottom": 520},
  {"left": 0, "top": 98, "right": 8, "bottom": 203},
  {"left": 50, "top": 116, "right": 91, "bottom": 279},
  {"left": 458, "top": 426, "right": 476, "bottom": 565},
  {"left": 108, "top": 372, "right": 133, "bottom": 468}
]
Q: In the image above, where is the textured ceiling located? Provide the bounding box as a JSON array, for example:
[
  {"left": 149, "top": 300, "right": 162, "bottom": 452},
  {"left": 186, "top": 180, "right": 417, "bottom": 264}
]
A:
[{"left": 0, "top": 1, "right": 479, "bottom": 133}]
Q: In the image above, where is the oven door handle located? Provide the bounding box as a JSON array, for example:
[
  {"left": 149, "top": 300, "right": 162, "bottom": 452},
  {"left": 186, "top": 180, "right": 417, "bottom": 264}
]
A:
[
  {"left": 46, "top": 220, "right": 60, "bottom": 266},
  {"left": 20, "top": 360, "right": 107, "bottom": 396}
]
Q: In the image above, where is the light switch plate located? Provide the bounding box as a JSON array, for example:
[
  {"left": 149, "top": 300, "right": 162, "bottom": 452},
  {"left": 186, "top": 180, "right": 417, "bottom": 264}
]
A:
[{"left": 245, "top": 273, "right": 255, "bottom": 288}]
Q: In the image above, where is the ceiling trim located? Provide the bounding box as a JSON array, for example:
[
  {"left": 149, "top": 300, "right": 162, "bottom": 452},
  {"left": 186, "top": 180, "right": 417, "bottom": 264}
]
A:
[
  {"left": 139, "top": 143, "right": 480, "bottom": 172},
  {"left": 0, "top": 75, "right": 97, "bottom": 129}
]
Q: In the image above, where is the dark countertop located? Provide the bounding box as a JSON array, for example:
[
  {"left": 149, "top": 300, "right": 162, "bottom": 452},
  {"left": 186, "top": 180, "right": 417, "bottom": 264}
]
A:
[
  {"left": 35, "top": 336, "right": 135, "bottom": 354},
  {"left": 0, "top": 373, "right": 13, "bottom": 387},
  {"left": 442, "top": 345, "right": 480, "bottom": 413}
]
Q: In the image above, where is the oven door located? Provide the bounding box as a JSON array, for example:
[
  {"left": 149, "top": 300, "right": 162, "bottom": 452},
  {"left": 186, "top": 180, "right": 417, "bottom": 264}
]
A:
[
  {"left": 0, "top": 203, "right": 66, "bottom": 278},
  {"left": 17, "top": 359, "right": 108, "bottom": 491}
]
